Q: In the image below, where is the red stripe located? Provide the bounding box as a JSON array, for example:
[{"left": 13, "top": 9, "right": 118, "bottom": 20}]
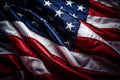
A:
[
  {"left": 74, "top": 36, "right": 120, "bottom": 65},
  {"left": 0, "top": 54, "right": 23, "bottom": 70},
  {"left": 0, "top": 54, "right": 24, "bottom": 76},
  {"left": 8, "top": 35, "right": 37, "bottom": 57},
  {"left": 96, "top": 28, "right": 120, "bottom": 41},
  {"left": 89, "top": 0, "right": 120, "bottom": 18},
  {"left": 80, "top": 20, "right": 120, "bottom": 41}
]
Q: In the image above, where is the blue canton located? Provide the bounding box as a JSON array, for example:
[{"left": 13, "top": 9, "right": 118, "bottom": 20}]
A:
[{"left": 0, "top": 0, "right": 90, "bottom": 50}]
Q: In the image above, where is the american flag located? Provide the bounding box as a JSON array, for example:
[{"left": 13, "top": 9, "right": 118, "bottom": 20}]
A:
[{"left": 0, "top": 0, "right": 120, "bottom": 80}]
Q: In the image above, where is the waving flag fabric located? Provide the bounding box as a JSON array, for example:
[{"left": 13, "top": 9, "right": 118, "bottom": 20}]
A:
[{"left": 0, "top": 0, "right": 120, "bottom": 80}]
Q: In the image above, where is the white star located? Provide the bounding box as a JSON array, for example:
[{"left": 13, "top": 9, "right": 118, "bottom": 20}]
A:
[
  {"left": 3, "top": 3, "right": 9, "bottom": 10},
  {"left": 44, "top": 0, "right": 52, "bottom": 7},
  {"left": 55, "top": 9, "right": 64, "bottom": 18},
  {"left": 66, "top": 0, "right": 74, "bottom": 6},
  {"left": 77, "top": 5, "right": 85, "bottom": 11},
  {"left": 70, "top": 13, "right": 78, "bottom": 18},
  {"left": 64, "top": 40, "right": 71, "bottom": 46},
  {"left": 66, "top": 22, "right": 75, "bottom": 31}
]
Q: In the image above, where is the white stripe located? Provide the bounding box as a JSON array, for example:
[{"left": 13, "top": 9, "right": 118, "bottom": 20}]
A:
[
  {"left": 0, "top": 21, "right": 22, "bottom": 38},
  {"left": 87, "top": 15, "right": 120, "bottom": 29},
  {"left": 94, "top": 0, "right": 120, "bottom": 8},
  {"left": 0, "top": 42, "right": 15, "bottom": 54},
  {"left": 78, "top": 23, "right": 120, "bottom": 54},
  {"left": 71, "top": 52, "right": 120, "bottom": 74},
  {"left": 1, "top": 21, "right": 120, "bottom": 74},
  {"left": 20, "top": 56, "right": 51, "bottom": 75}
]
